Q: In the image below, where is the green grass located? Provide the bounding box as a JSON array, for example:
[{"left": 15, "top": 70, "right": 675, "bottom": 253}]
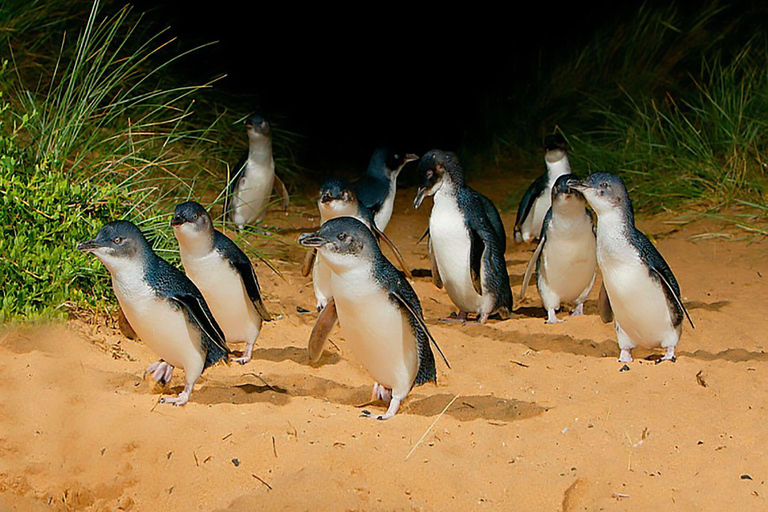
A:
[{"left": 0, "top": 0, "right": 298, "bottom": 322}]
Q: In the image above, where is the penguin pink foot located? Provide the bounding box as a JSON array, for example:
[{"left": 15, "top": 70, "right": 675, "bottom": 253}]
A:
[
  {"left": 618, "top": 349, "right": 633, "bottom": 363},
  {"left": 146, "top": 361, "right": 174, "bottom": 385},
  {"left": 570, "top": 303, "right": 584, "bottom": 316},
  {"left": 546, "top": 310, "right": 564, "bottom": 324}
]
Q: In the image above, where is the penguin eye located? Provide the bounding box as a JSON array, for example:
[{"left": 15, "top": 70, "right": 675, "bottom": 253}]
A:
[
  {"left": 337, "top": 233, "right": 347, "bottom": 241},
  {"left": 600, "top": 182, "right": 609, "bottom": 189},
  {"left": 113, "top": 237, "right": 123, "bottom": 245},
  {"left": 426, "top": 170, "right": 434, "bottom": 179}
]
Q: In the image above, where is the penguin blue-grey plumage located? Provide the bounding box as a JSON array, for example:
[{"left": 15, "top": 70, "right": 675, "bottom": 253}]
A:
[
  {"left": 171, "top": 201, "right": 272, "bottom": 365},
  {"left": 413, "top": 150, "right": 513, "bottom": 324},
  {"left": 514, "top": 134, "right": 572, "bottom": 243},
  {"left": 572, "top": 172, "right": 694, "bottom": 363},
  {"left": 520, "top": 174, "right": 597, "bottom": 323},
  {"left": 353, "top": 148, "right": 418, "bottom": 231},
  {"left": 225, "top": 114, "right": 290, "bottom": 230},
  {"left": 305, "top": 178, "right": 411, "bottom": 310},
  {"left": 298, "top": 217, "right": 449, "bottom": 420},
  {"left": 78, "top": 221, "right": 229, "bottom": 405}
]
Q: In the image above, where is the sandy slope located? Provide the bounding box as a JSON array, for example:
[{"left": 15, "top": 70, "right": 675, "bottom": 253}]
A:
[{"left": 2, "top": 177, "right": 767, "bottom": 511}]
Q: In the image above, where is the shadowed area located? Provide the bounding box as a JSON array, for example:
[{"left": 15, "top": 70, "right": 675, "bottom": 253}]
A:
[{"left": 404, "top": 393, "right": 545, "bottom": 422}]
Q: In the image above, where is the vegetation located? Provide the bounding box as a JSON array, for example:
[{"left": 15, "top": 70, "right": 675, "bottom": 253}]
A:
[
  {"left": 0, "top": 0, "right": 297, "bottom": 322},
  {"left": 496, "top": 2, "right": 767, "bottom": 213}
]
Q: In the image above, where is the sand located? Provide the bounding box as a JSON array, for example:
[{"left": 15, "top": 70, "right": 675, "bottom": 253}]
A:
[{"left": 1, "top": 174, "right": 767, "bottom": 511}]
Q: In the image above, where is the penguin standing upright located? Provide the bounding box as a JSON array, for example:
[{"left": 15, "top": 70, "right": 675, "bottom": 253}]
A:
[
  {"left": 304, "top": 178, "right": 412, "bottom": 310},
  {"left": 78, "top": 221, "right": 229, "bottom": 406},
  {"left": 520, "top": 174, "right": 597, "bottom": 323},
  {"left": 299, "top": 217, "right": 449, "bottom": 420},
  {"left": 414, "top": 150, "right": 513, "bottom": 324},
  {"left": 354, "top": 148, "right": 418, "bottom": 231},
  {"left": 171, "top": 201, "right": 272, "bottom": 365},
  {"left": 514, "top": 134, "right": 572, "bottom": 243},
  {"left": 572, "top": 172, "right": 694, "bottom": 363},
  {"left": 225, "top": 114, "right": 290, "bottom": 230}
]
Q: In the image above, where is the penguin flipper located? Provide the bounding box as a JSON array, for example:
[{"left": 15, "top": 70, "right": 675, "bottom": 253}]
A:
[
  {"left": 521, "top": 234, "right": 546, "bottom": 298},
  {"left": 598, "top": 282, "right": 613, "bottom": 323},
  {"left": 273, "top": 175, "right": 290, "bottom": 209},
  {"left": 302, "top": 248, "right": 317, "bottom": 277},
  {"left": 428, "top": 236, "right": 442, "bottom": 289},
  {"left": 417, "top": 227, "right": 429, "bottom": 244},
  {"left": 651, "top": 267, "right": 695, "bottom": 329},
  {"left": 308, "top": 298, "right": 338, "bottom": 363},
  {"left": 215, "top": 231, "right": 272, "bottom": 321},
  {"left": 469, "top": 229, "right": 485, "bottom": 296},
  {"left": 514, "top": 174, "right": 547, "bottom": 241},
  {"left": 372, "top": 224, "right": 412, "bottom": 279},
  {"left": 389, "top": 289, "right": 450, "bottom": 370},
  {"left": 169, "top": 294, "right": 230, "bottom": 367}
]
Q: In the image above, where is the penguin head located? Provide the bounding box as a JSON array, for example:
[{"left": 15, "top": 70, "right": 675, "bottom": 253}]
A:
[
  {"left": 413, "top": 149, "right": 464, "bottom": 209},
  {"left": 171, "top": 201, "right": 213, "bottom": 241},
  {"left": 544, "top": 134, "right": 568, "bottom": 164},
  {"left": 385, "top": 150, "right": 419, "bottom": 176},
  {"left": 77, "top": 221, "right": 151, "bottom": 272},
  {"left": 245, "top": 114, "right": 271, "bottom": 139},
  {"left": 298, "top": 217, "right": 377, "bottom": 272},
  {"left": 572, "top": 172, "right": 632, "bottom": 217},
  {"left": 368, "top": 148, "right": 418, "bottom": 179},
  {"left": 551, "top": 174, "right": 586, "bottom": 206}
]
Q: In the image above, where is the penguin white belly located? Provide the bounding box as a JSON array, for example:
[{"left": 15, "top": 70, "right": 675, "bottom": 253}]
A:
[
  {"left": 599, "top": 246, "right": 674, "bottom": 348},
  {"left": 523, "top": 193, "right": 552, "bottom": 241},
  {"left": 312, "top": 255, "right": 333, "bottom": 309},
  {"left": 540, "top": 227, "right": 596, "bottom": 304},
  {"left": 233, "top": 160, "right": 275, "bottom": 226},
  {"left": 112, "top": 273, "right": 204, "bottom": 370},
  {"left": 331, "top": 269, "right": 418, "bottom": 395},
  {"left": 430, "top": 195, "right": 484, "bottom": 313},
  {"left": 375, "top": 186, "right": 396, "bottom": 231},
  {"left": 184, "top": 253, "right": 261, "bottom": 343}
]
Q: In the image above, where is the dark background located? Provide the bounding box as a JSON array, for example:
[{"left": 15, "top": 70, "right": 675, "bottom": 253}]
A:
[{"left": 130, "top": 1, "right": 693, "bottom": 171}]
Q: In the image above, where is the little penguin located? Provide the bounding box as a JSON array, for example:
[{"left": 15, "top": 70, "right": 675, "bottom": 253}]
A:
[
  {"left": 514, "top": 134, "right": 572, "bottom": 243},
  {"left": 353, "top": 148, "right": 418, "bottom": 231},
  {"left": 414, "top": 149, "right": 513, "bottom": 324},
  {"left": 225, "top": 114, "right": 290, "bottom": 230},
  {"left": 520, "top": 174, "right": 597, "bottom": 323},
  {"left": 78, "top": 221, "right": 229, "bottom": 405},
  {"left": 298, "top": 217, "right": 449, "bottom": 420},
  {"left": 171, "top": 201, "right": 272, "bottom": 365},
  {"left": 572, "top": 172, "right": 694, "bottom": 363},
  {"left": 304, "top": 178, "right": 412, "bottom": 310}
]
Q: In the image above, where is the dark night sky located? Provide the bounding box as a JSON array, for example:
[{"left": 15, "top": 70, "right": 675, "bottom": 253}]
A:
[{"left": 130, "top": 1, "right": 654, "bottom": 169}]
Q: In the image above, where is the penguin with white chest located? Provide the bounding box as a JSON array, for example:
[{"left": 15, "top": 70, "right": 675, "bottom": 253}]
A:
[
  {"left": 225, "top": 114, "right": 290, "bottom": 230},
  {"left": 171, "top": 201, "right": 272, "bottom": 365},
  {"left": 572, "top": 173, "right": 694, "bottom": 363},
  {"left": 354, "top": 148, "right": 418, "bottom": 231},
  {"left": 414, "top": 150, "right": 513, "bottom": 324},
  {"left": 304, "top": 178, "right": 412, "bottom": 310},
  {"left": 520, "top": 174, "right": 597, "bottom": 323},
  {"left": 514, "top": 134, "right": 572, "bottom": 243},
  {"left": 298, "top": 217, "right": 449, "bottom": 420},
  {"left": 78, "top": 221, "right": 229, "bottom": 406}
]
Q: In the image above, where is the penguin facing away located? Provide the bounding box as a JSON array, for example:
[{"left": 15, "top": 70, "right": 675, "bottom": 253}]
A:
[
  {"left": 353, "top": 148, "right": 418, "bottom": 231},
  {"left": 520, "top": 174, "right": 597, "bottom": 323},
  {"left": 514, "top": 134, "right": 572, "bottom": 243},
  {"left": 171, "top": 201, "right": 272, "bottom": 365},
  {"left": 78, "top": 221, "right": 229, "bottom": 406},
  {"left": 303, "top": 178, "right": 412, "bottom": 310},
  {"left": 298, "top": 217, "right": 449, "bottom": 420},
  {"left": 572, "top": 172, "right": 694, "bottom": 363},
  {"left": 225, "top": 114, "right": 290, "bottom": 230},
  {"left": 414, "top": 150, "right": 513, "bottom": 324}
]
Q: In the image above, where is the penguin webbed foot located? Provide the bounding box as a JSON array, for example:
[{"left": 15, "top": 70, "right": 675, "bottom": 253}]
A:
[
  {"left": 146, "top": 361, "right": 174, "bottom": 386},
  {"left": 160, "top": 391, "right": 190, "bottom": 407},
  {"left": 570, "top": 303, "right": 585, "bottom": 316},
  {"left": 618, "top": 349, "right": 633, "bottom": 363},
  {"left": 655, "top": 347, "right": 677, "bottom": 364},
  {"left": 360, "top": 397, "right": 401, "bottom": 421},
  {"left": 232, "top": 342, "right": 255, "bottom": 365},
  {"left": 545, "top": 310, "right": 564, "bottom": 324}
]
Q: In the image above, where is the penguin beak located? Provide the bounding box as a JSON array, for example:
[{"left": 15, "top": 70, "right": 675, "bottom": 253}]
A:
[
  {"left": 298, "top": 232, "right": 329, "bottom": 248},
  {"left": 77, "top": 239, "right": 103, "bottom": 252},
  {"left": 405, "top": 153, "right": 419, "bottom": 163},
  {"left": 413, "top": 187, "right": 427, "bottom": 209},
  {"left": 169, "top": 214, "right": 186, "bottom": 227},
  {"left": 570, "top": 181, "right": 589, "bottom": 192}
]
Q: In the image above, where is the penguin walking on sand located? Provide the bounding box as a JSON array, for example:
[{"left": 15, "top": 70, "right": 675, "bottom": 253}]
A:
[
  {"left": 171, "top": 201, "right": 272, "bottom": 365},
  {"left": 514, "top": 134, "right": 572, "bottom": 243},
  {"left": 520, "top": 174, "right": 597, "bottom": 323},
  {"left": 225, "top": 114, "right": 290, "bottom": 230},
  {"left": 572, "top": 172, "right": 694, "bottom": 363},
  {"left": 353, "top": 148, "right": 418, "bottom": 231},
  {"left": 299, "top": 217, "right": 449, "bottom": 420},
  {"left": 414, "top": 150, "right": 513, "bottom": 324},
  {"left": 78, "top": 221, "right": 229, "bottom": 406}
]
